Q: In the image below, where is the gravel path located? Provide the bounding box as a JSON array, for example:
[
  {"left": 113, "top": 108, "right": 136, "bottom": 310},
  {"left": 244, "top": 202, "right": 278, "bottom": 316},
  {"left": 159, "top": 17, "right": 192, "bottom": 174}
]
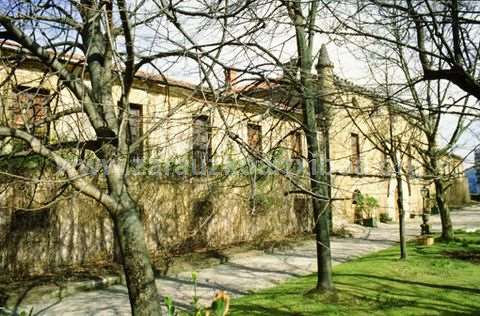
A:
[{"left": 25, "top": 206, "right": 480, "bottom": 315}]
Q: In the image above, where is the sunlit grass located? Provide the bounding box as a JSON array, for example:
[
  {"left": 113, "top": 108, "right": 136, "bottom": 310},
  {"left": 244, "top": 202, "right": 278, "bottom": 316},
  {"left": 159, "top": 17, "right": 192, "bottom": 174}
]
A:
[{"left": 230, "top": 231, "right": 480, "bottom": 316}]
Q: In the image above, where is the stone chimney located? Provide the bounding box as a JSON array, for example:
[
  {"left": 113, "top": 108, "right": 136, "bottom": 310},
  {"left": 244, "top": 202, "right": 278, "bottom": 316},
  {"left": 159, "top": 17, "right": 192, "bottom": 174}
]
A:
[
  {"left": 316, "top": 45, "right": 335, "bottom": 91},
  {"left": 224, "top": 68, "right": 238, "bottom": 90},
  {"left": 316, "top": 44, "right": 335, "bottom": 125},
  {"left": 316, "top": 44, "right": 333, "bottom": 70}
]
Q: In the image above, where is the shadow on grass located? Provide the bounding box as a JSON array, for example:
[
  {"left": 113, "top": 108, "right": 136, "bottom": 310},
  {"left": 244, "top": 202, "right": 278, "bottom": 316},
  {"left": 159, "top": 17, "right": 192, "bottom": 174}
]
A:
[
  {"left": 335, "top": 273, "right": 480, "bottom": 294},
  {"left": 230, "top": 271, "right": 480, "bottom": 316},
  {"left": 226, "top": 263, "right": 305, "bottom": 278},
  {"left": 230, "top": 303, "right": 296, "bottom": 316},
  {"left": 335, "top": 276, "right": 480, "bottom": 313}
]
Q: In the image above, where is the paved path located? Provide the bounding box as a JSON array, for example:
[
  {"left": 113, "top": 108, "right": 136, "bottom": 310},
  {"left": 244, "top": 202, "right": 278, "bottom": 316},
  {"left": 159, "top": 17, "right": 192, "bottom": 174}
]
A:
[{"left": 25, "top": 206, "right": 480, "bottom": 315}]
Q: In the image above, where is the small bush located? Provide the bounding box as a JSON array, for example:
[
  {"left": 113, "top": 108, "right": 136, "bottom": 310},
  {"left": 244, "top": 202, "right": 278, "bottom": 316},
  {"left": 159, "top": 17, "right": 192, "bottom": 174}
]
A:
[{"left": 356, "top": 194, "right": 379, "bottom": 219}]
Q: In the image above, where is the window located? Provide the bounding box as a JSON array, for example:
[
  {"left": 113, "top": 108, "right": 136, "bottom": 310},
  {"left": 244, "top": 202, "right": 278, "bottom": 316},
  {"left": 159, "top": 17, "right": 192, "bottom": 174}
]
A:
[
  {"left": 192, "top": 115, "right": 212, "bottom": 175},
  {"left": 247, "top": 123, "right": 262, "bottom": 153},
  {"left": 406, "top": 148, "right": 414, "bottom": 177},
  {"left": 351, "top": 133, "right": 361, "bottom": 174},
  {"left": 383, "top": 152, "right": 390, "bottom": 175},
  {"left": 352, "top": 189, "right": 361, "bottom": 205},
  {"left": 128, "top": 104, "right": 143, "bottom": 161},
  {"left": 11, "top": 86, "right": 50, "bottom": 138},
  {"left": 11, "top": 209, "right": 50, "bottom": 232}
]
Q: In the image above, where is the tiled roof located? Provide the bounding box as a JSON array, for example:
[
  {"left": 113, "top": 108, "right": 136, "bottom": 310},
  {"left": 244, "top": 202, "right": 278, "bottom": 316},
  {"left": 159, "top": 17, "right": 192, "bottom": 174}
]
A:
[{"left": 0, "top": 39, "right": 202, "bottom": 91}]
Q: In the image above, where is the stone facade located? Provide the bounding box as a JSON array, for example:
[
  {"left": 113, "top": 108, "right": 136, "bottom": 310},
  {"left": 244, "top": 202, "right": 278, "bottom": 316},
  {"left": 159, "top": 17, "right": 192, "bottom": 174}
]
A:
[
  {"left": 0, "top": 43, "right": 467, "bottom": 276},
  {"left": 1, "top": 172, "right": 310, "bottom": 276},
  {"left": 442, "top": 155, "right": 471, "bottom": 206}
]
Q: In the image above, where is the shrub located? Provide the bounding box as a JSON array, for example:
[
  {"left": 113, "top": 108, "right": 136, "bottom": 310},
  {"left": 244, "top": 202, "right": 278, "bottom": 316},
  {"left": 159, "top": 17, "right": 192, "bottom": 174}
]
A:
[{"left": 355, "top": 194, "right": 379, "bottom": 219}]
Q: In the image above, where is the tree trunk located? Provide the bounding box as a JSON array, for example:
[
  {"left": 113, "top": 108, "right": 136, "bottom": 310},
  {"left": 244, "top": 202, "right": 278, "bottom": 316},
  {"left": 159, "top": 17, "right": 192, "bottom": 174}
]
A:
[
  {"left": 313, "top": 197, "right": 333, "bottom": 290},
  {"left": 394, "top": 171, "right": 407, "bottom": 260},
  {"left": 303, "top": 90, "right": 333, "bottom": 291},
  {"left": 325, "top": 128, "right": 333, "bottom": 233},
  {"left": 286, "top": 0, "right": 333, "bottom": 292},
  {"left": 434, "top": 177, "right": 454, "bottom": 240},
  {"left": 430, "top": 158, "right": 454, "bottom": 240},
  {"left": 392, "top": 155, "right": 407, "bottom": 260},
  {"left": 112, "top": 195, "right": 162, "bottom": 315},
  {"left": 305, "top": 129, "right": 333, "bottom": 291},
  {"left": 105, "top": 157, "right": 162, "bottom": 313}
]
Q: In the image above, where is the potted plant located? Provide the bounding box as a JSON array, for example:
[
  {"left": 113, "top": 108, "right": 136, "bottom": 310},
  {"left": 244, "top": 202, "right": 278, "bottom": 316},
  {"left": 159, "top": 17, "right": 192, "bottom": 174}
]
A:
[
  {"left": 417, "top": 235, "right": 435, "bottom": 246},
  {"left": 356, "top": 193, "right": 379, "bottom": 227},
  {"left": 379, "top": 213, "right": 393, "bottom": 223}
]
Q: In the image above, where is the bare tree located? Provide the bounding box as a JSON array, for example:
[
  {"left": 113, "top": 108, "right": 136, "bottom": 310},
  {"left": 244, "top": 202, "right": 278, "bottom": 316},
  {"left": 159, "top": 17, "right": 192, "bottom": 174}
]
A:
[
  {"left": 401, "top": 81, "right": 471, "bottom": 241},
  {"left": 169, "top": 0, "right": 336, "bottom": 291},
  {"left": 0, "top": 0, "right": 258, "bottom": 313},
  {"left": 346, "top": 94, "right": 416, "bottom": 259},
  {"left": 283, "top": 0, "right": 333, "bottom": 290},
  {"left": 317, "top": 0, "right": 477, "bottom": 240},
  {"left": 320, "top": 0, "right": 480, "bottom": 103}
]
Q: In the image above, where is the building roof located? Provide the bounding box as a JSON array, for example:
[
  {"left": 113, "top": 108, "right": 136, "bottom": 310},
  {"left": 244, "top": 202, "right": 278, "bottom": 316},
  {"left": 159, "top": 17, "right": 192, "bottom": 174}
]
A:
[
  {"left": 0, "top": 39, "right": 384, "bottom": 108},
  {"left": 0, "top": 39, "right": 201, "bottom": 91}
]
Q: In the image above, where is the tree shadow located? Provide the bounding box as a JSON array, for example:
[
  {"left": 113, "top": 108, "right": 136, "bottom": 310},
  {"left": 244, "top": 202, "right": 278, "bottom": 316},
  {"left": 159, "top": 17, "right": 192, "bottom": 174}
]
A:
[
  {"left": 230, "top": 272, "right": 480, "bottom": 315},
  {"left": 158, "top": 275, "right": 248, "bottom": 296},
  {"left": 333, "top": 273, "right": 480, "bottom": 315},
  {"left": 230, "top": 303, "right": 299, "bottom": 316},
  {"left": 335, "top": 273, "right": 480, "bottom": 294},
  {"left": 226, "top": 263, "right": 304, "bottom": 278}
]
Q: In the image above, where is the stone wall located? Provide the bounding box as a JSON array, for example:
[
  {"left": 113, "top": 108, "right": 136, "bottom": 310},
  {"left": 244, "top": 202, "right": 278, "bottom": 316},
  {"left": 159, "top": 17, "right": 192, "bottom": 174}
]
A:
[
  {"left": 133, "top": 175, "right": 313, "bottom": 254},
  {"left": 1, "top": 162, "right": 464, "bottom": 278},
  {"left": 445, "top": 176, "right": 471, "bottom": 207},
  {"left": 0, "top": 173, "right": 313, "bottom": 277},
  {"left": 1, "top": 162, "right": 465, "bottom": 279},
  {"left": 0, "top": 178, "right": 114, "bottom": 277}
]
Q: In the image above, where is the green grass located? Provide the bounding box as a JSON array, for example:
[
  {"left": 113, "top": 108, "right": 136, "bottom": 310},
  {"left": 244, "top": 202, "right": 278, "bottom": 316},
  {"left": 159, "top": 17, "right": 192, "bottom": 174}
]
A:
[{"left": 230, "top": 231, "right": 480, "bottom": 316}]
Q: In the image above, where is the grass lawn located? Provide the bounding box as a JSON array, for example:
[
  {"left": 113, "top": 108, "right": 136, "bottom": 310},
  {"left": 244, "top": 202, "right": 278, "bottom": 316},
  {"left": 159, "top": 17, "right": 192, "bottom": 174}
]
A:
[{"left": 230, "top": 231, "right": 480, "bottom": 316}]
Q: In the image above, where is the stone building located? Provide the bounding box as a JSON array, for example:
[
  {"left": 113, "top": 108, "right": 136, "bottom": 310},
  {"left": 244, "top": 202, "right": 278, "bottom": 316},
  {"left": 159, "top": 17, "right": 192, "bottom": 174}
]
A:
[
  {"left": 438, "top": 154, "right": 470, "bottom": 206},
  {"left": 0, "top": 41, "right": 465, "bottom": 276},
  {"left": 466, "top": 149, "right": 480, "bottom": 200}
]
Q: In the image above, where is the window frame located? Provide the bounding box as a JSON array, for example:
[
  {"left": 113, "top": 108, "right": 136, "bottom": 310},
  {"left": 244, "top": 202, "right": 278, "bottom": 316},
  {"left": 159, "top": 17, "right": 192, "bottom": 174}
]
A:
[
  {"left": 192, "top": 114, "right": 212, "bottom": 176},
  {"left": 128, "top": 103, "right": 144, "bottom": 162},
  {"left": 350, "top": 133, "right": 361, "bottom": 174},
  {"left": 11, "top": 85, "right": 51, "bottom": 138},
  {"left": 11, "top": 208, "right": 51, "bottom": 232},
  {"left": 247, "top": 122, "right": 262, "bottom": 153}
]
